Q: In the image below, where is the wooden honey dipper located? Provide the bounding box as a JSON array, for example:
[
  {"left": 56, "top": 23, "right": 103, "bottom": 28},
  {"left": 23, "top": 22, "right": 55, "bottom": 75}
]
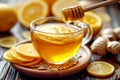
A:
[{"left": 62, "top": 0, "right": 120, "bottom": 21}]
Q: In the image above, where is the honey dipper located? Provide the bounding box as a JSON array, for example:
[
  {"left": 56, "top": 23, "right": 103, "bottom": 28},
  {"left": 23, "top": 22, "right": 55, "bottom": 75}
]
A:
[{"left": 62, "top": 0, "right": 120, "bottom": 21}]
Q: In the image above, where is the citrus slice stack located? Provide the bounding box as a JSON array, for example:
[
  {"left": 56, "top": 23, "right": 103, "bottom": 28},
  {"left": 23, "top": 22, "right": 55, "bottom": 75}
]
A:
[
  {"left": 3, "top": 43, "right": 41, "bottom": 67},
  {"left": 11, "top": 48, "right": 34, "bottom": 62},
  {"left": 18, "top": 0, "right": 49, "bottom": 28},
  {"left": 4, "top": 50, "right": 20, "bottom": 63},
  {"left": 15, "top": 43, "right": 40, "bottom": 58},
  {"left": 87, "top": 61, "right": 115, "bottom": 77},
  {"left": 18, "top": 59, "right": 41, "bottom": 67},
  {"left": 83, "top": 12, "right": 103, "bottom": 36},
  {"left": 52, "top": 0, "right": 79, "bottom": 17}
]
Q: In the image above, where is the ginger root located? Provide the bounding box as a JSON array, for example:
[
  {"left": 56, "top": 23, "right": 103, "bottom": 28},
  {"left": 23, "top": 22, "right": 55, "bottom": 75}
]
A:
[
  {"left": 90, "top": 37, "right": 108, "bottom": 55},
  {"left": 107, "top": 41, "right": 120, "bottom": 55},
  {"left": 100, "top": 28, "right": 116, "bottom": 41},
  {"left": 114, "top": 27, "right": 120, "bottom": 40}
]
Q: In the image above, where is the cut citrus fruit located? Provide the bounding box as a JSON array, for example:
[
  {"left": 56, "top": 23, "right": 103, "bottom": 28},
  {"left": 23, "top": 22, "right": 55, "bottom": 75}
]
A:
[
  {"left": 11, "top": 2, "right": 24, "bottom": 15},
  {"left": 3, "top": 50, "right": 20, "bottom": 63},
  {"left": 52, "top": 0, "right": 79, "bottom": 17},
  {"left": 0, "top": 36, "right": 18, "bottom": 48},
  {"left": 11, "top": 48, "right": 35, "bottom": 62},
  {"left": 22, "top": 31, "right": 31, "bottom": 40},
  {"left": 15, "top": 43, "right": 40, "bottom": 58},
  {"left": 87, "top": 61, "right": 115, "bottom": 77},
  {"left": 97, "top": 12, "right": 111, "bottom": 22},
  {"left": 0, "top": 3, "right": 18, "bottom": 32},
  {"left": 83, "top": 11, "right": 103, "bottom": 36},
  {"left": 18, "top": 58, "right": 41, "bottom": 67},
  {"left": 18, "top": 0, "right": 49, "bottom": 28}
]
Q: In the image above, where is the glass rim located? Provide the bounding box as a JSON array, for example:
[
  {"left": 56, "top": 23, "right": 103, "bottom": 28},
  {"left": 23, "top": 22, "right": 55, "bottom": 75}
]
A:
[{"left": 30, "top": 17, "right": 83, "bottom": 35}]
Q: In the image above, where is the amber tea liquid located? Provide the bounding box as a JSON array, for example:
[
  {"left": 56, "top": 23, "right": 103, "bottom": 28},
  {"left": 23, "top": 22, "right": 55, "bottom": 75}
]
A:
[{"left": 31, "top": 23, "right": 83, "bottom": 64}]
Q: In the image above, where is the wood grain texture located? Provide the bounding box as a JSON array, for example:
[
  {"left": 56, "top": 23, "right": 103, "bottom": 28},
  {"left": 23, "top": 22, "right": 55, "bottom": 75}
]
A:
[{"left": 0, "top": 0, "right": 120, "bottom": 80}]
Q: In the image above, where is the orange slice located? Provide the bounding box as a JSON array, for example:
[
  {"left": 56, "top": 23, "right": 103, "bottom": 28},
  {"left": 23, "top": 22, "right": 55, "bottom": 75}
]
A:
[
  {"left": 87, "top": 61, "right": 115, "bottom": 77},
  {"left": 11, "top": 48, "right": 35, "bottom": 62},
  {"left": 52, "top": 0, "right": 79, "bottom": 17},
  {"left": 18, "top": 0, "right": 49, "bottom": 28},
  {"left": 3, "top": 50, "right": 20, "bottom": 63},
  {"left": 83, "top": 12, "right": 103, "bottom": 36},
  {"left": 0, "top": 36, "right": 18, "bottom": 48},
  {"left": 18, "top": 58, "right": 41, "bottom": 67},
  {"left": 15, "top": 43, "right": 40, "bottom": 58}
]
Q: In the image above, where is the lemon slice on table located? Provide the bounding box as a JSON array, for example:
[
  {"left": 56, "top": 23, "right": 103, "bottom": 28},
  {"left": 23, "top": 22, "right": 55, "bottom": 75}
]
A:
[
  {"left": 87, "top": 61, "right": 115, "bottom": 77},
  {"left": 18, "top": 0, "right": 49, "bottom": 28},
  {"left": 22, "top": 31, "right": 31, "bottom": 40},
  {"left": 83, "top": 12, "right": 103, "bottom": 36},
  {"left": 0, "top": 36, "right": 18, "bottom": 48},
  {"left": 52, "top": 0, "right": 79, "bottom": 17},
  {"left": 15, "top": 43, "right": 40, "bottom": 58}
]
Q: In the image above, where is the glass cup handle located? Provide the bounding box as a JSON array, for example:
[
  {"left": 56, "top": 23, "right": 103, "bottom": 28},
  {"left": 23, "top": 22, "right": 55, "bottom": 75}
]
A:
[{"left": 82, "top": 23, "right": 93, "bottom": 45}]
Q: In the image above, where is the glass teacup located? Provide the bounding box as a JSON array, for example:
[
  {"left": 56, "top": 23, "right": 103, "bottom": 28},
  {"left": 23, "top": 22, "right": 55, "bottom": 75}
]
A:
[{"left": 30, "top": 17, "right": 92, "bottom": 64}]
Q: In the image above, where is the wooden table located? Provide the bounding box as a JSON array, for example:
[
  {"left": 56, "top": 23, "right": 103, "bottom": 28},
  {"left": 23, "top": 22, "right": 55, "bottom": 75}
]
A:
[{"left": 0, "top": 0, "right": 120, "bottom": 80}]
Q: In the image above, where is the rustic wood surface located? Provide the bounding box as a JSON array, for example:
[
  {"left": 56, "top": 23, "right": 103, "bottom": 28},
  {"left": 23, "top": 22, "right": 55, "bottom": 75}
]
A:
[{"left": 0, "top": 0, "right": 120, "bottom": 80}]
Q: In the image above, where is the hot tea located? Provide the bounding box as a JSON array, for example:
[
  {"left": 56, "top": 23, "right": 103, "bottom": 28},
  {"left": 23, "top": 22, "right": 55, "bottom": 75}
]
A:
[{"left": 31, "top": 23, "right": 83, "bottom": 64}]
